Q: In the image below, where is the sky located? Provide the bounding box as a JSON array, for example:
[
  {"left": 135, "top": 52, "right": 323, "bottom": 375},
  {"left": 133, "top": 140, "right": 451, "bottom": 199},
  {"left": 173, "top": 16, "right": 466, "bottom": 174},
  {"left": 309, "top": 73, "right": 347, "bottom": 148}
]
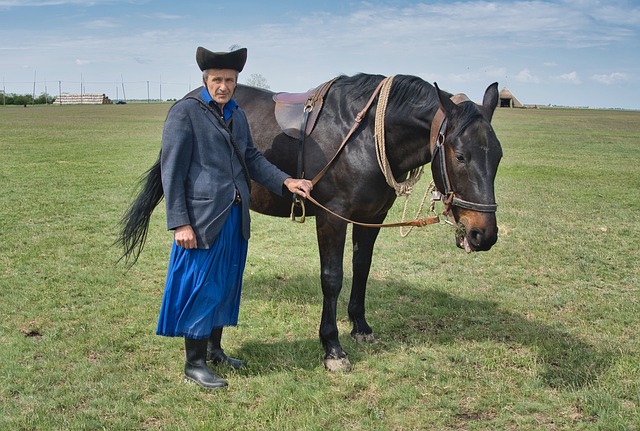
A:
[{"left": 1, "top": 0, "right": 639, "bottom": 109}]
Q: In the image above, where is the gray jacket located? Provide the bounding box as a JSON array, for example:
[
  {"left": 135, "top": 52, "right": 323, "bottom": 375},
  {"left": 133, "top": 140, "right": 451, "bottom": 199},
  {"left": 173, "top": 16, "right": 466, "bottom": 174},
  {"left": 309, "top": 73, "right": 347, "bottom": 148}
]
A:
[{"left": 161, "top": 87, "right": 289, "bottom": 248}]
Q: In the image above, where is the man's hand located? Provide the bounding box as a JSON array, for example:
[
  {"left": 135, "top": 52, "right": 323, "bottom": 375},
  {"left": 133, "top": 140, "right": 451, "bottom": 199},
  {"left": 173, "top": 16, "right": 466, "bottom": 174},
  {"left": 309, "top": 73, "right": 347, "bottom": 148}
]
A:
[
  {"left": 175, "top": 225, "right": 197, "bottom": 249},
  {"left": 284, "top": 178, "right": 313, "bottom": 198}
]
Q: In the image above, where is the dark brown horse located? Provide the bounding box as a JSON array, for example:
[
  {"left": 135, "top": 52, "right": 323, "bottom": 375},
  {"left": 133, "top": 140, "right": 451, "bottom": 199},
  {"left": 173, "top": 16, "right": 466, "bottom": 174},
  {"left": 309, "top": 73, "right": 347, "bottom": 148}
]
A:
[{"left": 119, "top": 73, "right": 502, "bottom": 371}]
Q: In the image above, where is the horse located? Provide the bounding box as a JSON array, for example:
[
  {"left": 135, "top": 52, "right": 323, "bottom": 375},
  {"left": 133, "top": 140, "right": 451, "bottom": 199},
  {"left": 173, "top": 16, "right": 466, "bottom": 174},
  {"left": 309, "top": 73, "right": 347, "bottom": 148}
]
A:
[{"left": 118, "top": 73, "right": 502, "bottom": 372}]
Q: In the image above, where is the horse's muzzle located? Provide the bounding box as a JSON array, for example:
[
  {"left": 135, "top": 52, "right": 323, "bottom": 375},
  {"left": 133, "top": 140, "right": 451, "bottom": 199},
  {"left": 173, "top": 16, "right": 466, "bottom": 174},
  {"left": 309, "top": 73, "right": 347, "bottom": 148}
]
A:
[{"left": 457, "top": 214, "right": 498, "bottom": 252}]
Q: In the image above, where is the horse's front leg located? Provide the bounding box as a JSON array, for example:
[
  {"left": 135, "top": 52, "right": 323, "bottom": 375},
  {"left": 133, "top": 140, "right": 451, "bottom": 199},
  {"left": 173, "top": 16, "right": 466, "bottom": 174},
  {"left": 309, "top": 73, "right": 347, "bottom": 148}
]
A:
[
  {"left": 315, "top": 212, "right": 350, "bottom": 372},
  {"left": 349, "top": 224, "right": 381, "bottom": 343}
]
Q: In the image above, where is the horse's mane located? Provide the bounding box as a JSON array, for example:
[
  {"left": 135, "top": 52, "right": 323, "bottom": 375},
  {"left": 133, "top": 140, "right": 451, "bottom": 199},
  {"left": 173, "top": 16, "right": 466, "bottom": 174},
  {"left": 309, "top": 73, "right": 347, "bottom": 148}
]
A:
[
  {"left": 389, "top": 75, "right": 437, "bottom": 108},
  {"left": 331, "top": 73, "right": 485, "bottom": 136},
  {"left": 333, "top": 73, "right": 385, "bottom": 100},
  {"left": 333, "top": 73, "right": 440, "bottom": 117}
]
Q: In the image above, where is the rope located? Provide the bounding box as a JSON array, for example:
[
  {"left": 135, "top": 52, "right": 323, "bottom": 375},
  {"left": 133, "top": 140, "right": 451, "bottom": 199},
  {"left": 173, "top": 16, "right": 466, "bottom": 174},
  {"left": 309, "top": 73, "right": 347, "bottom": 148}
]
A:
[
  {"left": 374, "top": 76, "right": 424, "bottom": 197},
  {"left": 374, "top": 76, "right": 432, "bottom": 236},
  {"left": 399, "top": 180, "right": 437, "bottom": 237}
]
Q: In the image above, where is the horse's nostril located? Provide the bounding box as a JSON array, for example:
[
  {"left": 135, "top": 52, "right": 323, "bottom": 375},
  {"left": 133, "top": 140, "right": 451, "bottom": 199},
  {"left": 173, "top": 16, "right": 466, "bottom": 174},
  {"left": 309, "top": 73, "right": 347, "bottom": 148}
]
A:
[
  {"left": 469, "top": 228, "right": 483, "bottom": 246},
  {"left": 468, "top": 225, "right": 498, "bottom": 251}
]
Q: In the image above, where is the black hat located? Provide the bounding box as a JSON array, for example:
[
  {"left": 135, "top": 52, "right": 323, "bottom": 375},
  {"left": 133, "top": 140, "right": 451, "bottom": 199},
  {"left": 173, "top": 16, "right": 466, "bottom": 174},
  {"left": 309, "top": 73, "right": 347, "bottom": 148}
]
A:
[{"left": 196, "top": 47, "right": 247, "bottom": 72}]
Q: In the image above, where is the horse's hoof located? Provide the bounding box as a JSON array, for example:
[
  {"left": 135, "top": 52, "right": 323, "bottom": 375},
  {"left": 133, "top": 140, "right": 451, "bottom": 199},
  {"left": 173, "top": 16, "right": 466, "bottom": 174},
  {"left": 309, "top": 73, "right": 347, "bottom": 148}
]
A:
[
  {"left": 323, "top": 357, "right": 352, "bottom": 372},
  {"left": 351, "top": 332, "right": 376, "bottom": 343}
]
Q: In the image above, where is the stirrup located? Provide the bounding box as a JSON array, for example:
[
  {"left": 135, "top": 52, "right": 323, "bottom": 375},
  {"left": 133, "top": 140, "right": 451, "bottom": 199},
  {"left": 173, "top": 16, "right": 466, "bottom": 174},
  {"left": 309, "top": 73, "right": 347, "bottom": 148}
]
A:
[{"left": 290, "top": 197, "right": 306, "bottom": 223}]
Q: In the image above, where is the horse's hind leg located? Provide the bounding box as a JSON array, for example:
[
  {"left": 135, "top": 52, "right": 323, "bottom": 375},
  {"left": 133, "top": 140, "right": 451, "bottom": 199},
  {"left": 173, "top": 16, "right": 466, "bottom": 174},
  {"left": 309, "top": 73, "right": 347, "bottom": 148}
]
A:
[
  {"left": 315, "top": 213, "right": 351, "bottom": 372},
  {"left": 349, "top": 224, "right": 381, "bottom": 343}
]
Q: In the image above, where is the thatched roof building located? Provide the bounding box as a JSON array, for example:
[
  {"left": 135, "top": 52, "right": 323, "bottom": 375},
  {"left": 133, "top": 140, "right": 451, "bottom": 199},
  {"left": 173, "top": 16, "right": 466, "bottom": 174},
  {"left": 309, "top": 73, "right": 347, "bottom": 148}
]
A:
[{"left": 499, "top": 87, "right": 523, "bottom": 108}]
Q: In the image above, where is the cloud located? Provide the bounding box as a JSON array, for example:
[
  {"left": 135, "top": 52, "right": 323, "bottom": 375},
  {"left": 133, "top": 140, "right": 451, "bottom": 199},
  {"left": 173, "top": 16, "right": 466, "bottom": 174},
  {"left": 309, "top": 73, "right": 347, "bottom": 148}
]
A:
[
  {"left": 261, "top": 0, "right": 636, "bottom": 64},
  {"left": 590, "top": 72, "right": 629, "bottom": 85},
  {"left": 0, "top": 0, "right": 119, "bottom": 6},
  {"left": 446, "top": 66, "right": 507, "bottom": 84},
  {"left": 588, "top": 1, "right": 640, "bottom": 27},
  {"left": 515, "top": 69, "right": 540, "bottom": 83},
  {"left": 555, "top": 71, "right": 582, "bottom": 85},
  {"left": 145, "top": 12, "right": 183, "bottom": 20},
  {"left": 84, "top": 18, "right": 120, "bottom": 29},
  {"left": 75, "top": 59, "right": 90, "bottom": 66}
]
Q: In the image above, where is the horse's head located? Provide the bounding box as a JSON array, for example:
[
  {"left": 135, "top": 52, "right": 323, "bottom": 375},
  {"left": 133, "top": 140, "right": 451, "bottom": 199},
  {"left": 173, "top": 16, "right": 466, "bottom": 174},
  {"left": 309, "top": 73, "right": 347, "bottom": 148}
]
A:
[{"left": 430, "top": 82, "right": 502, "bottom": 252}]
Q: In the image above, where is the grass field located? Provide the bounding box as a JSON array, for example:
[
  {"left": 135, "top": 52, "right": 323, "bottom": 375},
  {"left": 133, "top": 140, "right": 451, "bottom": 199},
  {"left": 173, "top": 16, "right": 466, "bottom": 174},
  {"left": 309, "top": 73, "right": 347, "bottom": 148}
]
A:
[{"left": 1, "top": 102, "right": 638, "bottom": 430}]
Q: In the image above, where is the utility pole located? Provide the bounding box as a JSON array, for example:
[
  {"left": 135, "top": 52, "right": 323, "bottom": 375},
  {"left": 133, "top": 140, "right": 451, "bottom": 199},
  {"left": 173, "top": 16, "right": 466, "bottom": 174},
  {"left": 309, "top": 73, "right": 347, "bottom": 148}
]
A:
[
  {"left": 121, "top": 74, "right": 126, "bottom": 103},
  {"left": 32, "top": 70, "right": 37, "bottom": 105}
]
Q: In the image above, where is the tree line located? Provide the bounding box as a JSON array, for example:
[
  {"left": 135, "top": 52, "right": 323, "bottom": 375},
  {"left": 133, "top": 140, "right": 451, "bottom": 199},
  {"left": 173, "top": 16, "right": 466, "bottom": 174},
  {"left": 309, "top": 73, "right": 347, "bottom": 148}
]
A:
[{"left": 1, "top": 92, "right": 57, "bottom": 105}]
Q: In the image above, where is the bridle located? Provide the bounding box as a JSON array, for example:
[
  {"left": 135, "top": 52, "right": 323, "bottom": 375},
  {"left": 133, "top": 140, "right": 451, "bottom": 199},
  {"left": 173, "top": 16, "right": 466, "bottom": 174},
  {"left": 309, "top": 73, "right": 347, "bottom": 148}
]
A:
[{"left": 429, "top": 103, "right": 498, "bottom": 217}]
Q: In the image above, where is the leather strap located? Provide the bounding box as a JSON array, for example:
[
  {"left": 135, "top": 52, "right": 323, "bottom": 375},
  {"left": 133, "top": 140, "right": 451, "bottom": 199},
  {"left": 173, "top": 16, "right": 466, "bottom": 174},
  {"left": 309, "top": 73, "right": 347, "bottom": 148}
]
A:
[
  {"left": 291, "top": 79, "right": 338, "bottom": 221},
  {"left": 310, "top": 78, "right": 388, "bottom": 186},
  {"left": 304, "top": 194, "right": 440, "bottom": 228}
]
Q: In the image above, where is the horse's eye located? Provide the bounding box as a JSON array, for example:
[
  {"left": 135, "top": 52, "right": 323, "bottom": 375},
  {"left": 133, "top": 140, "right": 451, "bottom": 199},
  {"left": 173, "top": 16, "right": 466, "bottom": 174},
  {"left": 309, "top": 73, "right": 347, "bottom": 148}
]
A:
[{"left": 455, "top": 153, "right": 465, "bottom": 163}]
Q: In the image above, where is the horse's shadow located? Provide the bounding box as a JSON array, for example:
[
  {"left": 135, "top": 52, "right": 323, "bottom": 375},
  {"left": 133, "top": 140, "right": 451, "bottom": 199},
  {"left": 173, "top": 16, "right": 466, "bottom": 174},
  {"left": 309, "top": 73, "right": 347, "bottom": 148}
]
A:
[{"left": 237, "top": 274, "right": 610, "bottom": 390}]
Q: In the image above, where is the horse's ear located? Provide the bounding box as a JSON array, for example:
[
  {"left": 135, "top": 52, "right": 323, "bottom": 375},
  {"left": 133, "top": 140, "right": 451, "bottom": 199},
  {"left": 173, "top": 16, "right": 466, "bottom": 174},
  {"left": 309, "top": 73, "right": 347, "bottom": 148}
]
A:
[
  {"left": 434, "top": 82, "right": 458, "bottom": 116},
  {"left": 482, "top": 82, "right": 499, "bottom": 121}
]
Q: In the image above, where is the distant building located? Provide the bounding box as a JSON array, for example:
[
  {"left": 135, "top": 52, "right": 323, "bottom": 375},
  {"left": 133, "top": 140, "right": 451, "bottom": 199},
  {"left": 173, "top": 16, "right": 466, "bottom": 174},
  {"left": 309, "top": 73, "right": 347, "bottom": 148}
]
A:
[
  {"left": 498, "top": 87, "right": 523, "bottom": 108},
  {"left": 55, "top": 93, "right": 112, "bottom": 105}
]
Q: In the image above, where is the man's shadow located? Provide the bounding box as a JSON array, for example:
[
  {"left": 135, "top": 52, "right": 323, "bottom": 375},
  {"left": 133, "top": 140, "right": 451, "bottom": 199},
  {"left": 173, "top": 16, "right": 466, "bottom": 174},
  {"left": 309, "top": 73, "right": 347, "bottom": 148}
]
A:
[{"left": 238, "top": 274, "right": 610, "bottom": 389}]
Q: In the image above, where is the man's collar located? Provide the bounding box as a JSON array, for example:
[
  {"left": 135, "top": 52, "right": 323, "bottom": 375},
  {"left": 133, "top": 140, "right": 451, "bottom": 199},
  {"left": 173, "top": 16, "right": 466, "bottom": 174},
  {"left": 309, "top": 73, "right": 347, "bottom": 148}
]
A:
[{"left": 200, "top": 86, "right": 238, "bottom": 122}]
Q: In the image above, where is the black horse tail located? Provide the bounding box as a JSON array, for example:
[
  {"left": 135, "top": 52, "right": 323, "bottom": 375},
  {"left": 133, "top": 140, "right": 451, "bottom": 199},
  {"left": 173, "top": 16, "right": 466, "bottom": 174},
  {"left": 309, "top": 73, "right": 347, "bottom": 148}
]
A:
[{"left": 117, "top": 152, "right": 164, "bottom": 267}]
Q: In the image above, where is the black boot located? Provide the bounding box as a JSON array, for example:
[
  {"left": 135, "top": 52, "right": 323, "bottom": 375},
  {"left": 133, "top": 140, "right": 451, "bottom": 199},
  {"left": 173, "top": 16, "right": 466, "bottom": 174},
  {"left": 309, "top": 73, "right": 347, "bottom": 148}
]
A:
[
  {"left": 184, "top": 338, "right": 228, "bottom": 389},
  {"left": 207, "top": 328, "right": 246, "bottom": 370}
]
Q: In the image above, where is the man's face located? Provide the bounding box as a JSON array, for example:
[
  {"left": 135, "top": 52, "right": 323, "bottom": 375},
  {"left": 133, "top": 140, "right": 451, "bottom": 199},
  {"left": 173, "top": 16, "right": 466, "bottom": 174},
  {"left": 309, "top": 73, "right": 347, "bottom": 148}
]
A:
[{"left": 204, "top": 69, "right": 237, "bottom": 107}]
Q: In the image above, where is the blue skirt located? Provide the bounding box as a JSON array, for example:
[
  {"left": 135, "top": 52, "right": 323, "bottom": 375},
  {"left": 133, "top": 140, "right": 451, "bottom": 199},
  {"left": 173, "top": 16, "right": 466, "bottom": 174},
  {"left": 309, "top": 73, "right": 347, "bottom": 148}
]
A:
[{"left": 156, "top": 206, "right": 248, "bottom": 339}]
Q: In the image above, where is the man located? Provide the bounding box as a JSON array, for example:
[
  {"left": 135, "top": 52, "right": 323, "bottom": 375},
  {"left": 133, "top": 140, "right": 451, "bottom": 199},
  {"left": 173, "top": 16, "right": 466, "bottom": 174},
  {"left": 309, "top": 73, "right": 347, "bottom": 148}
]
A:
[{"left": 156, "top": 46, "right": 312, "bottom": 389}]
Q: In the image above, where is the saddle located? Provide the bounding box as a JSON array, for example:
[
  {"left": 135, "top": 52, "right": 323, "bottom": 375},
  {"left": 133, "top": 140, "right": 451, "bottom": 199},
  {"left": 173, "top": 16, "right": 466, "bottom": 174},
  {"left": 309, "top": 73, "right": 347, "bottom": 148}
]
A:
[{"left": 273, "top": 79, "right": 336, "bottom": 139}]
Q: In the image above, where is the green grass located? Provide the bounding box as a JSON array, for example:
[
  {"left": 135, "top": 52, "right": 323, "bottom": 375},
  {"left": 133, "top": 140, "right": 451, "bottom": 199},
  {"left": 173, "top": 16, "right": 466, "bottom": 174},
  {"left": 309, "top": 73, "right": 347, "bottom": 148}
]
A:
[{"left": 1, "top": 103, "right": 638, "bottom": 430}]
